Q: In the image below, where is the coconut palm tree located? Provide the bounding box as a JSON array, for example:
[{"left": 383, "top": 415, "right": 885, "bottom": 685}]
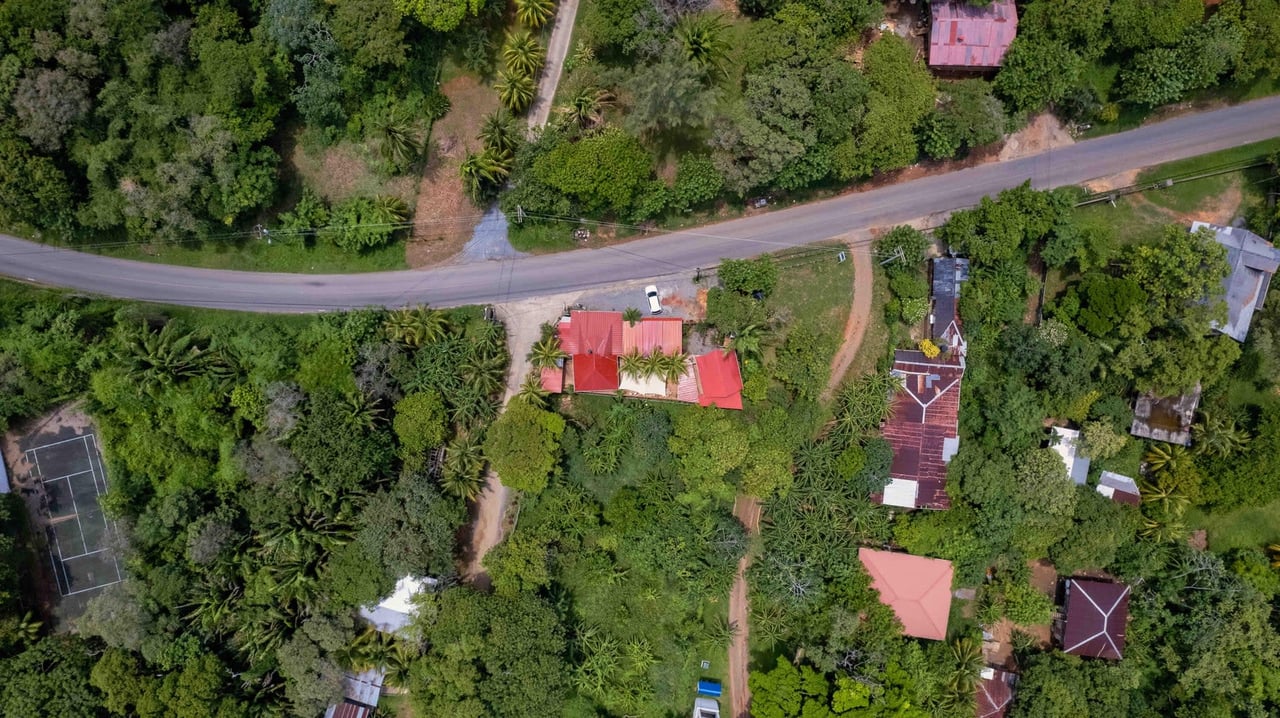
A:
[
  {"left": 1140, "top": 472, "right": 1190, "bottom": 516},
  {"left": 725, "top": 323, "right": 769, "bottom": 364},
  {"left": 1192, "top": 410, "right": 1250, "bottom": 457},
  {"left": 642, "top": 351, "right": 667, "bottom": 380},
  {"left": 342, "top": 390, "right": 382, "bottom": 430},
  {"left": 503, "top": 30, "right": 546, "bottom": 77},
  {"left": 675, "top": 13, "right": 728, "bottom": 75},
  {"left": 515, "top": 372, "right": 551, "bottom": 408},
  {"left": 558, "top": 86, "right": 614, "bottom": 130},
  {"left": 373, "top": 195, "right": 409, "bottom": 223},
  {"left": 370, "top": 112, "right": 421, "bottom": 170},
  {"left": 515, "top": 0, "right": 556, "bottom": 28},
  {"left": 528, "top": 335, "right": 567, "bottom": 370},
  {"left": 658, "top": 351, "right": 690, "bottom": 383},
  {"left": 619, "top": 350, "right": 646, "bottom": 380},
  {"left": 462, "top": 351, "right": 506, "bottom": 396},
  {"left": 384, "top": 306, "right": 448, "bottom": 348},
  {"left": 479, "top": 109, "right": 519, "bottom": 157},
  {"left": 1143, "top": 443, "right": 1189, "bottom": 474},
  {"left": 459, "top": 148, "right": 512, "bottom": 201},
  {"left": 441, "top": 434, "right": 486, "bottom": 500},
  {"left": 622, "top": 307, "right": 642, "bottom": 326},
  {"left": 117, "top": 321, "right": 207, "bottom": 392},
  {"left": 495, "top": 69, "right": 537, "bottom": 114}
]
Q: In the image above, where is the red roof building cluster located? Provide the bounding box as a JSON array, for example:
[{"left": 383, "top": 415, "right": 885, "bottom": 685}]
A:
[
  {"left": 928, "top": 0, "right": 1018, "bottom": 70},
  {"left": 553, "top": 310, "right": 743, "bottom": 409}
]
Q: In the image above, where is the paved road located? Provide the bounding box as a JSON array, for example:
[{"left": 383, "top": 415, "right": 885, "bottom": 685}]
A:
[
  {"left": 2, "top": 97, "right": 1279, "bottom": 312},
  {"left": 526, "top": 0, "right": 580, "bottom": 132}
]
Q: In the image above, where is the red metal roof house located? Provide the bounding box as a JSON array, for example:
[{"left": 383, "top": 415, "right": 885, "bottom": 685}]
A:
[
  {"left": 695, "top": 351, "right": 744, "bottom": 410},
  {"left": 976, "top": 667, "right": 1017, "bottom": 718},
  {"left": 1060, "top": 578, "right": 1130, "bottom": 660},
  {"left": 929, "top": 0, "right": 1018, "bottom": 70}
]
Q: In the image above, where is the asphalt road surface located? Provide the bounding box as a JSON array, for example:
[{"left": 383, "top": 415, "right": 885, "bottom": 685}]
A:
[{"left": 2, "top": 97, "right": 1279, "bottom": 313}]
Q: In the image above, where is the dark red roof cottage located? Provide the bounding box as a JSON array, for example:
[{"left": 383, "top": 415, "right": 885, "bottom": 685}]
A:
[
  {"left": 1060, "top": 578, "right": 1130, "bottom": 660},
  {"left": 929, "top": 0, "right": 1018, "bottom": 70}
]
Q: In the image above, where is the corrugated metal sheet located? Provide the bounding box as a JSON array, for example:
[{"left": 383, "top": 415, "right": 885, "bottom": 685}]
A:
[
  {"left": 1062, "top": 579, "right": 1129, "bottom": 660},
  {"left": 694, "top": 351, "right": 743, "bottom": 410},
  {"left": 928, "top": 0, "right": 1017, "bottom": 69},
  {"left": 621, "top": 317, "right": 683, "bottom": 355}
]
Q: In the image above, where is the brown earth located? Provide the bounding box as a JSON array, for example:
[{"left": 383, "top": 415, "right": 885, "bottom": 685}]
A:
[
  {"left": 407, "top": 75, "right": 502, "bottom": 268},
  {"left": 999, "top": 113, "right": 1075, "bottom": 162},
  {"left": 1083, "top": 168, "right": 1143, "bottom": 194},
  {"left": 727, "top": 495, "right": 763, "bottom": 718},
  {"left": 822, "top": 232, "right": 877, "bottom": 401}
]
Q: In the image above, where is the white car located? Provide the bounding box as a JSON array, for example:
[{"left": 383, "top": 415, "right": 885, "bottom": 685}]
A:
[
  {"left": 645, "top": 285, "right": 663, "bottom": 315},
  {"left": 693, "top": 697, "right": 721, "bottom": 718}
]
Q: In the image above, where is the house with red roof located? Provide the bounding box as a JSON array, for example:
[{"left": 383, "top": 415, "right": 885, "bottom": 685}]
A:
[
  {"left": 929, "top": 0, "right": 1018, "bottom": 70},
  {"left": 875, "top": 259, "right": 969, "bottom": 511},
  {"left": 976, "top": 667, "right": 1017, "bottom": 718},
  {"left": 858, "top": 548, "right": 954, "bottom": 640},
  {"left": 1058, "top": 578, "right": 1130, "bottom": 660},
  {"left": 552, "top": 310, "right": 743, "bottom": 409}
]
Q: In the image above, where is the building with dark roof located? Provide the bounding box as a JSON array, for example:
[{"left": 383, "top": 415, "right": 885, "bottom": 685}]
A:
[
  {"left": 1059, "top": 578, "right": 1130, "bottom": 660},
  {"left": 929, "top": 0, "right": 1018, "bottom": 70},
  {"left": 1192, "top": 222, "right": 1280, "bottom": 342},
  {"left": 875, "top": 258, "right": 969, "bottom": 511},
  {"left": 324, "top": 669, "right": 384, "bottom": 718},
  {"left": 1130, "top": 385, "right": 1200, "bottom": 446},
  {"left": 976, "top": 667, "right": 1017, "bottom": 718},
  {"left": 1096, "top": 471, "right": 1141, "bottom": 506}
]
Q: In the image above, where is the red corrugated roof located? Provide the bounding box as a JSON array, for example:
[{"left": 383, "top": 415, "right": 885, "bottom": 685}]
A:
[
  {"left": 928, "top": 0, "right": 1017, "bottom": 69},
  {"left": 571, "top": 353, "right": 620, "bottom": 392},
  {"left": 695, "top": 351, "right": 743, "bottom": 410},
  {"left": 858, "top": 548, "right": 953, "bottom": 640},
  {"left": 622, "top": 317, "right": 684, "bottom": 355},
  {"left": 1062, "top": 579, "right": 1129, "bottom": 660},
  {"left": 540, "top": 366, "right": 564, "bottom": 393},
  {"left": 565, "top": 311, "right": 623, "bottom": 356},
  {"left": 557, "top": 320, "right": 576, "bottom": 355}
]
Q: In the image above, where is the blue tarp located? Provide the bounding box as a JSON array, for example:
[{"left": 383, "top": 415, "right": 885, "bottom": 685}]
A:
[{"left": 697, "top": 679, "right": 722, "bottom": 697}]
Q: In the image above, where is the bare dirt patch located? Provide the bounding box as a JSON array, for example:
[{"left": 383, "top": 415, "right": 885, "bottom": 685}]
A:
[
  {"left": 1180, "top": 180, "right": 1244, "bottom": 225},
  {"left": 822, "top": 229, "right": 877, "bottom": 401},
  {"left": 1083, "top": 168, "right": 1142, "bottom": 194},
  {"left": 407, "top": 76, "right": 502, "bottom": 268},
  {"left": 727, "top": 495, "right": 762, "bottom": 718},
  {"left": 1000, "top": 113, "right": 1075, "bottom": 162}
]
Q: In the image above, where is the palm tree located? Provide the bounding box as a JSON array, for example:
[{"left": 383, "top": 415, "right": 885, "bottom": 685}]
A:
[
  {"left": 675, "top": 13, "right": 728, "bottom": 75},
  {"left": 528, "top": 335, "right": 567, "bottom": 369},
  {"left": 622, "top": 307, "right": 642, "bottom": 326},
  {"left": 384, "top": 306, "right": 448, "bottom": 347},
  {"left": 459, "top": 148, "right": 512, "bottom": 201},
  {"left": 478, "top": 109, "right": 519, "bottom": 157},
  {"left": 1140, "top": 472, "right": 1190, "bottom": 516},
  {"left": 515, "top": 372, "right": 551, "bottom": 408},
  {"left": 515, "top": 0, "right": 556, "bottom": 28},
  {"left": 382, "top": 640, "right": 419, "bottom": 688},
  {"left": 1268, "top": 544, "right": 1280, "bottom": 569},
  {"left": 441, "top": 434, "right": 486, "bottom": 500},
  {"left": 342, "top": 390, "right": 382, "bottom": 430},
  {"left": 1143, "top": 443, "right": 1189, "bottom": 474},
  {"left": 725, "top": 323, "right": 768, "bottom": 365},
  {"left": 9, "top": 611, "right": 41, "bottom": 646},
  {"left": 947, "top": 637, "right": 983, "bottom": 695},
  {"left": 370, "top": 112, "right": 421, "bottom": 170},
  {"left": 642, "top": 351, "right": 666, "bottom": 380},
  {"left": 462, "top": 351, "right": 506, "bottom": 395},
  {"left": 657, "top": 351, "right": 689, "bottom": 383},
  {"left": 619, "top": 350, "right": 646, "bottom": 380},
  {"left": 503, "top": 30, "right": 546, "bottom": 77},
  {"left": 373, "top": 195, "right": 409, "bottom": 223},
  {"left": 558, "top": 86, "right": 614, "bottom": 129},
  {"left": 1192, "top": 410, "right": 1250, "bottom": 457},
  {"left": 117, "top": 321, "right": 207, "bottom": 392},
  {"left": 495, "top": 69, "right": 536, "bottom": 114}
]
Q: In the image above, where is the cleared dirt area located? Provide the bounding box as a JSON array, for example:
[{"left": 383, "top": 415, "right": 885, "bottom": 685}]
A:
[
  {"left": 407, "top": 76, "right": 502, "bottom": 268},
  {"left": 999, "top": 113, "right": 1075, "bottom": 162},
  {"left": 822, "top": 230, "right": 880, "bottom": 401},
  {"left": 727, "top": 495, "right": 762, "bottom": 718},
  {"left": 288, "top": 138, "right": 418, "bottom": 206},
  {"left": 1083, "top": 168, "right": 1142, "bottom": 193}
]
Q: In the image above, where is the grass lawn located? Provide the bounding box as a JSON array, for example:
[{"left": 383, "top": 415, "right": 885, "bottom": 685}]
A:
[
  {"left": 769, "top": 245, "right": 855, "bottom": 349},
  {"left": 96, "top": 237, "right": 408, "bottom": 273},
  {"left": 1187, "top": 499, "right": 1280, "bottom": 553},
  {"left": 1082, "top": 68, "right": 1280, "bottom": 139}
]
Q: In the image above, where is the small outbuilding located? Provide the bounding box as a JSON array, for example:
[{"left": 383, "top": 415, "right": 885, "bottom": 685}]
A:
[
  {"left": 858, "top": 548, "right": 954, "bottom": 641},
  {"left": 1096, "top": 471, "right": 1141, "bottom": 506},
  {"left": 1050, "top": 427, "right": 1090, "bottom": 485},
  {"left": 1130, "top": 385, "right": 1201, "bottom": 446},
  {"left": 928, "top": 1, "right": 1018, "bottom": 70},
  {"left": 1060, "top": 578, "right": 1130, "bottom": 660}
]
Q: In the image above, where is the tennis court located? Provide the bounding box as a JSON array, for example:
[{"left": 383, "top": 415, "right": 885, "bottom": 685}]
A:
[{"left": 25, "top": 433, "right": 122, "bottom": 598}]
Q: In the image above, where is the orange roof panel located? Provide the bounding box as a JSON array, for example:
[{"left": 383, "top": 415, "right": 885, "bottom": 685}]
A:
[
  {"left": 695, "top": 350, "right": 744, "bottom": 410},
  {"left": 622, "top": 317, "right": 684, "bottom": 355},
  {"left": 858, "top": 548, "right": 953, "bottom": 640}
]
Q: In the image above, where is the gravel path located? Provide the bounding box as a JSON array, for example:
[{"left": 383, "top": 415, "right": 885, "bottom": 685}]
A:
[{"left": 527, "top": 0, "right": 581, "bottom": 131}]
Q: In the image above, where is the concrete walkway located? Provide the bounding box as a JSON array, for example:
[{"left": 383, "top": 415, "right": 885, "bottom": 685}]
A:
[{"left": 527, "top": 0, "right": 581, "bottom": 132}]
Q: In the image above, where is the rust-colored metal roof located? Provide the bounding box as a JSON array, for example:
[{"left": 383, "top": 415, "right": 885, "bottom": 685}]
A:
[
  {"left": 571, "top": 353, "right": 619, "bottom": 393},
  {"left": 858, "top": 548, "right": 953, "bottom": 640},
  {"left": 695, "top": 350, "right": 743, "bottom": 410},
  {"left": 1062, "top": 579, "right": 1129, "bottom": 660},
  {"left": 929, "top": 0, "right": 1017, "bottom": 69},
  {"left": 977, "top": 668, "right": 1016, "bottom": 718},
  {"left": 875, "top": 349, "right": 964, "bottom": 510},
  {"left": 622, "top": 317, "right": 684, "bottom": 355}
]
